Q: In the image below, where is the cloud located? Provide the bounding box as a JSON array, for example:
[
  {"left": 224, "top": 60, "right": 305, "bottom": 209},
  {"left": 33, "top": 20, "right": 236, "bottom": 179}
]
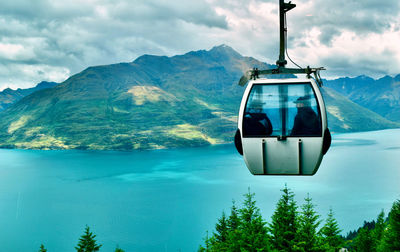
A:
[
  {"left": 109, "top": 1, "right": 228, "bottom": 28},
  {"left": 0, "top": 43, "right": 35, "bottom": 61},
  {"left": 0, "top": 0, "right": 231, "bottom": 90},
  {"left": 239, "top": 0, "right": 400, "bottom": 78},
  {"left": 317, "top": 29, "right": 400, "bottom": 78},
  {"left": 0, "top": 0, "right": 400, "bottom": 90},
  {"left": 206, "top": 0, "right": 400, "bottom": 78},
  {"left": 291, "top": 0, "right": 400, "bottom": 44},
  {"left": 0, "top": 62, "right": 70, "bottom": 91}
]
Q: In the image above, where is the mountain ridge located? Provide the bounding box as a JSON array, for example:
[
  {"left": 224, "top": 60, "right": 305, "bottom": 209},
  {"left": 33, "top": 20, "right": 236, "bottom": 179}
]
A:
[
  {"left": 325, "top": 74, "right": 400, "bottom": 122},
  {"left": 0, "top": 45, "right": 398, "bottom": 150},
  {"left": 0, "top": 81, "right": 58, "bottom": 111}
]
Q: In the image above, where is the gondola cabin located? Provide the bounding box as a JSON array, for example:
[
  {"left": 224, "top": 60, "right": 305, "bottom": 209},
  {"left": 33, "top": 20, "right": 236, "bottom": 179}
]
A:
[{"left": 235, "top": 77, "right": 331, "bottom": 175}]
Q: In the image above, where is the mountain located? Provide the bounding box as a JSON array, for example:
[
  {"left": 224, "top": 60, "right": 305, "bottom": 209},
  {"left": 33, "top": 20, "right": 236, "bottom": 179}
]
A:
[
  {"left": 322, "top": 87, "right": 399, "bottom": 132},
  {"left": 325, "top": 75, "right": 400, "bottom": 122},
  {"left": 0, "top": 45, "right": 272, "bottom": 150},
  {"left": 0, "top": 81, "right": 58, "bottom": 111},
  {"left": 0, "top": 45, "right": 398, "bottom": 150}
]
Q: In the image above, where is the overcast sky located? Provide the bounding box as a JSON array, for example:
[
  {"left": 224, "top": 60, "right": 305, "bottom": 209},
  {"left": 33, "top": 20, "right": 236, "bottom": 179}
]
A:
[{"left": 1, "top": 0, "right": 400, "bottom": 91}]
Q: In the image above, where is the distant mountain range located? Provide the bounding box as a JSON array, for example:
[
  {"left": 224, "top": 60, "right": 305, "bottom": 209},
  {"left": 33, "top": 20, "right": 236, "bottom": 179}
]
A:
[
  {"left": 0, "top": 45, "right": 398, "bottom": 150},
  {"left": 0, "top": 81, "right": 58, "bottom": 111},
  {"left": 324, "top": 75, "right": 400, "bottom": 122}
]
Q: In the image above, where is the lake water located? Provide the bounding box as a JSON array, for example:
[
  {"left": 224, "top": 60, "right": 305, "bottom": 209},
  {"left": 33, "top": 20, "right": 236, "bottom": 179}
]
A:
[{"left": 0, "top": 129, "right": 399, "bottom": 251}]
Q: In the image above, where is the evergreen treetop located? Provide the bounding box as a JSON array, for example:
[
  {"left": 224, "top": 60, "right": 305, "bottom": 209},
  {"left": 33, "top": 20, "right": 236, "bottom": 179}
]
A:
[
  {"left": 269, "top": 184, "right": 298, "bottom": 251},
  {"left": 372, "top": 209, "right": 385, "bottom": 251},
  {"left": 114, "top": 246, "right": 125, "bottom": 252},
  {"left": 237, "top": 188, "right": 270, "bottom": 251},
  {"left": 75, "top": 225, "right": 102, "bottom": 252},
  {"left": 39, "top": 244, "right": 47, "bottom": 252},
  {"left": 199, "top": 189, "right": 271, "bottom": 252},
  {"left": 381, "top": 199, "right": 400, "bottom": 251},
  {"left": 198, "top": 188, "right": 400, "bottom": 252},
  {"left": 320, "top": 208, "right": 343, "bottom": 251},
  {"left": 354, "top": 227, "right": 374, "bottom": 252},
  {"left": 226, "top": 200, "right": 241, "bottom": 252},
  {"left": 297, "top": 193, "right": 321, "bottom": 252},
  {"left": 214, "top": 211, "right": 229, "bottom": 244},
  {"left": 227, "top": 200, "right": 240, "bottom": 230}
]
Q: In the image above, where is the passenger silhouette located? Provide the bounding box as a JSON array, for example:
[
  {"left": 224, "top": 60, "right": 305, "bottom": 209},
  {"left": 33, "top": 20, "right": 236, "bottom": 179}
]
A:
[
  {"left": 243, "top": 97, "right": 273, "bottom": 136},
  {"left": 291, "top": 95, "right": 321, "bottom": 136},
  {"left": 244, "top": 112, "right": 273, "bottom": 136}
]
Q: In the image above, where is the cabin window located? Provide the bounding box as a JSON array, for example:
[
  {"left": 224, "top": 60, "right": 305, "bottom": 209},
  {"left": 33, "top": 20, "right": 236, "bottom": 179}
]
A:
[{"left": 243, "top": 82, "right": 322, "bottom": 137}]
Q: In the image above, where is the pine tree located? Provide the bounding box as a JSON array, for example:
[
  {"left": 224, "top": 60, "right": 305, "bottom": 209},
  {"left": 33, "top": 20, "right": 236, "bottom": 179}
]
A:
[
  {"left": 38, "top": 244, "right": 47, "bottom": 252},
  {"left": 297, "top": 193, "right": 321, "bottom": 252},
  {"left": 198, "top": 231, "right": 210, "bottom": 252},
  {"left": 199, "top": 191, "right": 270, "bottom": 251},
  {"left": 227, "top": 200, "right": 240, "bottom": 231},
  {"left": 75, "top": 226, "right": 102, "bottom": 252},
  {"left": 380, "top": 199, "right": 400, "bottom": 251},
  {"left": 226, "top": 200, "right": 241, "bottom": 252},
  {"left": 210, "top": 212, "right": 229, "bottom": 251},
  {"left": 320, "top": 208, "right": 343, "bottom": 251},
  {"left": 372, "top": 209, "right": 385, "bottom": 251},
  {"left": 237, "top": 188, "right": 270, "bottom": 251},
  {"left": 215, "top": 211, "right": 229, "bottom": 243},
  {"left": 199, "top": 201, "right": 241, "bottom": 252},
  {"left": 269, "top": 184, "right": 299, "bottom": 251},
  {"left": 354, "top": 227, "right": 374, "bottom": 252},
  {"left": 114, "top": 246, "right": 125, "bottom": 252}
]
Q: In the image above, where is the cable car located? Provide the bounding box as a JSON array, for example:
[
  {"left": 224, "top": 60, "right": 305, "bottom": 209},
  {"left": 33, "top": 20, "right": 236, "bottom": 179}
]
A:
[
  {"left": 234, "top": 0, "right": 331, "bottom": 175},
  {"left": 234, "top": 77, "right": 331, "bottom": 175}
]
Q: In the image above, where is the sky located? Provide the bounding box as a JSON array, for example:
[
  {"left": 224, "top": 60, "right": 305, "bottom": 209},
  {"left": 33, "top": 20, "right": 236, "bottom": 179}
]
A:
[{"left": 0, "top": 0, "right": 400, "bottom": 91}]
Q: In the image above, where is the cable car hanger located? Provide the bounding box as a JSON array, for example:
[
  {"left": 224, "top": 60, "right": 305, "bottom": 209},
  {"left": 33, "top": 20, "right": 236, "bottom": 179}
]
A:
[{"left": 238, "top": 0, "right": 325, "bottom": 87}]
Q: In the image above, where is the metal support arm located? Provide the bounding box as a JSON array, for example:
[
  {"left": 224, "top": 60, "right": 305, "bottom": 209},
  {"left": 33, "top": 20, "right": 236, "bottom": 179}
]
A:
[{"left": 238, "top": 66, "right": 326, "bottom": 87}]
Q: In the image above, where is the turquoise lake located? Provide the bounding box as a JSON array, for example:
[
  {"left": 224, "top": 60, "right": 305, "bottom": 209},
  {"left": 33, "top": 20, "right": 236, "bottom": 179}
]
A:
[{"left": 0, "top": 129, "right": 399, "bottom": 251}]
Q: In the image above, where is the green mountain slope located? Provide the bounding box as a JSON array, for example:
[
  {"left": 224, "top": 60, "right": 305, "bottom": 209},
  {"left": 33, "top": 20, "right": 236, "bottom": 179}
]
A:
[
  {"left": 0, "top": 45, "right": 398, "bottom": 150},
  {"left": 0, "top": 45, "right": 270, "bottom": 150}
]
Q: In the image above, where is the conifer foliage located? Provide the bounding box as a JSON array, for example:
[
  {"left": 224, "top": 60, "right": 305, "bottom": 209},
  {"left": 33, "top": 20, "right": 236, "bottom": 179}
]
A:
[
  {"left": 32, "top": 187, "right": 400, "bottom": 251},
  {"left": 38, "top": 244, "right": 47, "bottom": 252},
  {"left": 199, "top": 189, "right": 270, "bottom": 251},
  {"left": 353, "top": 227, "right": 373, "bottom": 252},
  {"left": 238, "top": 189, "right": 270, "bottom": 251},
  {"left": 75, "top": 226, "right": 102, "bottom": 252},
  {"left": 114, "top": 246, "right": 125, "bottom": 252},
  {"left": 297, "top": 194, "right": 321, "bottom": 252},
  {"left": 372, "top": 210, "right": 385, "bottom": 250},
  {"left": 226, "top": 201, "right": 241, "bottom": 251},
  {"left": 199, "top": 186, "right": 349, "bottom": 251},
  {"left": 345, "top": 200, "right": 400, "bottom": 251},
  {"left": 320, "top": 208, "right": 344, "bottom": 251},
  {"left": 269, "top": 185, "right": 298, "bottom": 251},
  {"left": 380, "top": 199, "right": 400, "bottom": 251}
]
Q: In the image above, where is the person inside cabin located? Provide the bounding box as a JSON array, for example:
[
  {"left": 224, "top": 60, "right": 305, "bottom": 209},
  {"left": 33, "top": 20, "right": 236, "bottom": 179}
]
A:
[
  {"left": 243, "top": 100, "right": 273, "bottom": 136},
  {"left": 291, "top": 95, "right": 321, "bottom": 136}
]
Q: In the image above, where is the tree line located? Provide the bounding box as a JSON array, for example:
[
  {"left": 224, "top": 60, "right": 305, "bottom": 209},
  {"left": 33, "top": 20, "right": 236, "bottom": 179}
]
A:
[
  {"left": 38, "top": 225, "right": 124, "bottom": 252},
  {"left": 199, "top": 185, "right": 400, "bottom": 252},
  {"left": 36, "top": 185, "right": 400, "bottom": 251},
  {"left": 344, "top": 203, "right": 400, "bottom": 251}
]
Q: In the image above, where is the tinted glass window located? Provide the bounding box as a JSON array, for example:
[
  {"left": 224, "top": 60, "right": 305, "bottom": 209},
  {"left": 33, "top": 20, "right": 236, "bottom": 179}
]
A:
[{"left": 243, "top": 83, "right": 322, "bottom": 137}]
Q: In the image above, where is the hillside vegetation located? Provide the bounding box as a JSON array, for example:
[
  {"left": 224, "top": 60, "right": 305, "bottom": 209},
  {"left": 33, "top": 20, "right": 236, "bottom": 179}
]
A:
[{"left": 0, "top": 45, "right": 398, "bottom": 150}]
